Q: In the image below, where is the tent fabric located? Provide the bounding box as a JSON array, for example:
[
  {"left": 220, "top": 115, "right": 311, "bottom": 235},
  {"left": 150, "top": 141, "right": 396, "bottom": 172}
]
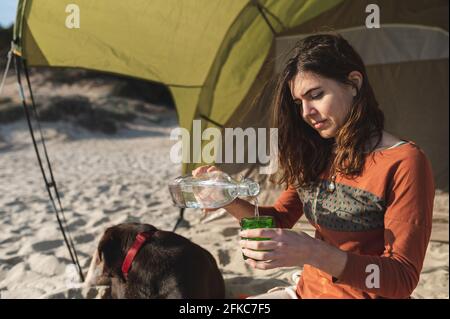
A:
[
  {"left": 15, "top": 0, "right": 248, "bottom": 86},
  {"left": 279, "top": 0, "right": 449, "bottom": 36},
  {"left": 13, "top": 0, "right": 344, "bottom": 174},
  {"left": 13, "top": 0, "right": 449, "bottom": 191},
  {"left": 276, "top": 25, "right": 449, "bottom": 69},
  {"left": 366, "top": 59, "right": 449, "bottom": 189}
]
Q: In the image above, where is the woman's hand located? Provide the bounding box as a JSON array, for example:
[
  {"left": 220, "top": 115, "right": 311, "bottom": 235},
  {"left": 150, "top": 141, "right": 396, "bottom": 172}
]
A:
[
  {"left": 192, "top": 165, "right": 222, "bottom": 214},
  {"left": 192, "top": 164, "right": 219, "bottom": 177},
  {"left": 239, "top": 228, "right": 316, "bottom": 270},
  {"left": 239, "top": 228, "right": 348, "bottom": 278},
  {"left": 191, "top": 165, "right": 255, "bottom": 220}
]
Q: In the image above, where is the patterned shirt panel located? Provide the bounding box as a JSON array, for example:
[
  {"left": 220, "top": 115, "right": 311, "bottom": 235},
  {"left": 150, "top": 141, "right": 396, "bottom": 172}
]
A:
[{"left": 297, "top": 180, "right": 385, "bottom": 232}]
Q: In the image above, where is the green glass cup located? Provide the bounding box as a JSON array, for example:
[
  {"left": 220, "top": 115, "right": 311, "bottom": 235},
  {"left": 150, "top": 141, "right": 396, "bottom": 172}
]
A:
[{"left": 240, "top": 216, "right": 275, "bottom": 260}]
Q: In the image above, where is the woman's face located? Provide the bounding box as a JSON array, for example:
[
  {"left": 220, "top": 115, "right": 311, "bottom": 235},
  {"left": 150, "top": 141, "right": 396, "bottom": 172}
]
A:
[{"left": 289, "top": 71, "right": 358, "bottom": 139}]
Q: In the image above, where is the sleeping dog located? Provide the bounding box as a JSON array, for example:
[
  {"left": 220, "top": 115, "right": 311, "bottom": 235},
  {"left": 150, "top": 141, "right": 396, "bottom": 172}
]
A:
[{"left": 86, "top": 222, "right": 225, "bottom": 299}]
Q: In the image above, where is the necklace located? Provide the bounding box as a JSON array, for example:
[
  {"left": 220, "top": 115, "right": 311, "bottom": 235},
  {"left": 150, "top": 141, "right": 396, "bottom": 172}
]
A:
[
  {"left": 327, "top": 173, "right": 337, "bottom": 193},
  {"left": 327, "top": 156, "right": 337, "bottom": 193}
]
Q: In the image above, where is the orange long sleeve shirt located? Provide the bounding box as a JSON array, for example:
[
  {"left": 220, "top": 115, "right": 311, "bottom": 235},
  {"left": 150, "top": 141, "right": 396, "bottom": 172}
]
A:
[{"left": 258, "top": 142, "right": 435, "bottom": 299}]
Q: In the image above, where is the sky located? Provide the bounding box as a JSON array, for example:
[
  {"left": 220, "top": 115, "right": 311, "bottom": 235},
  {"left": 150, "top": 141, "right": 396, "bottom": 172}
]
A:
[{"left": 0, "top": 0, "right": 18, "bottom": 28}]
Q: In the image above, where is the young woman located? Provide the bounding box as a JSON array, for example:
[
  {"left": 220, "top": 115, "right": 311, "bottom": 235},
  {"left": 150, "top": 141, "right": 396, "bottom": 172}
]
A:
[{"left": 193, "top": 33, "right": 435, "bottom": 299}]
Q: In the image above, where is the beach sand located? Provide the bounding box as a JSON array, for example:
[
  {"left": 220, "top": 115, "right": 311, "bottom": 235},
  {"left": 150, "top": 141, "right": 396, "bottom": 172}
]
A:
[{"left": 0, "top": 117, "right": 448, "bottom": 299}]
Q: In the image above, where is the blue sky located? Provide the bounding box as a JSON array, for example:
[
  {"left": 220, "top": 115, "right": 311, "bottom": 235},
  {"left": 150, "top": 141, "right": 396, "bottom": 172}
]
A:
[{"left": 0, "top": 0, "right": 18, "bottom": 28}]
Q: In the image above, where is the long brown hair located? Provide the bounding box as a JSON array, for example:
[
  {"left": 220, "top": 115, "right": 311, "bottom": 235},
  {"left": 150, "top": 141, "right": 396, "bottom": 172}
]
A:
[{"left": 272, "top": 33, "right": 384, "bottom": 188}]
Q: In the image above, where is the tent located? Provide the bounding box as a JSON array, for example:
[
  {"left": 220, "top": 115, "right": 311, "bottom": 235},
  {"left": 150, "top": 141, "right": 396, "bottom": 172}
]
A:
[
  {"left": 12, "top": 0, "right": 449, "bottom": 189},
  {"left": 9, "top": 0, "right": 449, "bottom": 280}
]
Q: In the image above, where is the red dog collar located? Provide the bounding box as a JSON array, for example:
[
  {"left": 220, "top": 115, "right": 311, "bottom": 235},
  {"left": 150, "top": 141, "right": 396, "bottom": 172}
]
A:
[{"left": 121, "top": 231, "right": 156, "bottom": 280}]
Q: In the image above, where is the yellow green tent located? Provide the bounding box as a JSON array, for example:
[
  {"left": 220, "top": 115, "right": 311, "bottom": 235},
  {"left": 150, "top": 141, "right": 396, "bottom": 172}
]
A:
[
  {"left": 13, "top": 0, "right": 448, "bottom": 189},
  {"left": 12, "top": 0, "right": 347, "bottom": 172}
]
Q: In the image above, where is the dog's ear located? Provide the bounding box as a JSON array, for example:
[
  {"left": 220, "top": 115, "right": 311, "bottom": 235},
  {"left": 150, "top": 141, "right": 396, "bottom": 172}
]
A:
[
  {"left": 96, "top": 223, "right": 159, "bottom": 283},
  {"left": 97, "top": 227, "right": 126, "bottom": 280}
]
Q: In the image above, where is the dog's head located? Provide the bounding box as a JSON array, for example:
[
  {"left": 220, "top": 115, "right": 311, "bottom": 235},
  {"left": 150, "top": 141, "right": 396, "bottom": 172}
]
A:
[
  {"left": 97, "top": 222, "right": 225, "bottom": 299},
  {"left": 96, "top": 222, "right": 157, "bottom": 298}
]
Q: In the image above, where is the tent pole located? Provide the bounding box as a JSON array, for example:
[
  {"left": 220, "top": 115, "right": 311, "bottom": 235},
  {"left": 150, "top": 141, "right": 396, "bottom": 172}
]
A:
[
  {"left": 172, "top": 208, "right": 185, "bottom": 232},
  {"left": 199, "top": 114, "right": 223, "bottom": 128},
  {"left": 14, "top": 54, "right": 85, "bottom": 283}
]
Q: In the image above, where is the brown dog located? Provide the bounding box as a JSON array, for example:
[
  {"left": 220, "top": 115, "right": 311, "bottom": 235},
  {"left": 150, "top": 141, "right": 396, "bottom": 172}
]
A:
[{"left": 89, "top": 222, "right": 225, "bottom": 299}]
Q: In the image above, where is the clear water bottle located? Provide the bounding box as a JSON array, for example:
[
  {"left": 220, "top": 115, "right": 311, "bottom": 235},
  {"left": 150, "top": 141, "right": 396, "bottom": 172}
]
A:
[{"left": 168, "top": 171, "right": 260, "bottom": 209}]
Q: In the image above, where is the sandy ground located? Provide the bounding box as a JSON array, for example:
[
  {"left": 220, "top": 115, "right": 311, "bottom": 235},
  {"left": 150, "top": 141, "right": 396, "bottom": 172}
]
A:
[{"left": 0, "top": 116, "right": 448, "bottom": 299}]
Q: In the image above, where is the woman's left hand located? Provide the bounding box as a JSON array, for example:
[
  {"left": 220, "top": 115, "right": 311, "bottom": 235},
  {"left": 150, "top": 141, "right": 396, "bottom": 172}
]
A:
[{"left": 239, "top": 228, "right": 316, "bottom": 270}]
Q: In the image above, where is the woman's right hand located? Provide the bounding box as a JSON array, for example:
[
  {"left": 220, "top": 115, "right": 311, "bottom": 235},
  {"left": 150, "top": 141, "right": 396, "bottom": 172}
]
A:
[
  {"left": 192, "top": 165, "right": 222, "bottom": 214},
  {"left": 193, "top": 165, "right": 254, "bottom": 221},
  {"left": 192, "top": 164, "right": 220, "bottom": 177}
]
